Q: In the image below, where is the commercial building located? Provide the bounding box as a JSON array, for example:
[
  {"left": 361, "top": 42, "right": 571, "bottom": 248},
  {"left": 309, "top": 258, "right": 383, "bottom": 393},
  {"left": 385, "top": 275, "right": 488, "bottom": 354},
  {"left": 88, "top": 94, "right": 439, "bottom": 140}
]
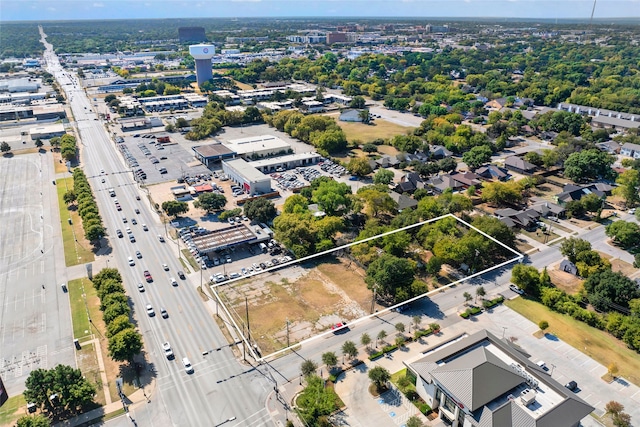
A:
[
  {"left": 29, "top": 123, "right": 66, "bottom": 139},
  {"left": 407, "top": 330, "right": 593, "bottom": 427},
  {"left": 326, "top": 32, "right": 348, "bottom": 44},
  {"left": 32, "top": 104, "right": 66, "bottom": 120},
  {"left": 0, "top": 78, "right": 40, "bottom": 93},
  {"left": 190, "top": 223, "right": 272, "bottom": 258},
  {"left": 249, "top": 152, "right": 322, "bottom": 173},
  {"left": 223, "top": 135, "right": 291, "bottom": 160},
  {"left": 222, "top": 158, "right": 271, "bottom": 195},
  {"left": 192, "top": 144, "right": 236, "bottom": 166}
]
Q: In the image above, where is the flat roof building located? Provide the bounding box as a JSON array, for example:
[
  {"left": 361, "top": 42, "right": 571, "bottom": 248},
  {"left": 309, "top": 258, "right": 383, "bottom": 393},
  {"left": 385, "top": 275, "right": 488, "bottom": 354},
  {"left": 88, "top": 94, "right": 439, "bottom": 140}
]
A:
[
  {"left": 222, "top": 158, "right": 271, "bottom": 196},
  {"left": 407, "top": 330, "right": 593, "bottom": 427},
  {"left": 192, "top": 144, "right": 236, "bottom": 166},
  {"left": 222, "top": 134, "right": 291, "bottom": 160},
  {"left": 29, "top": 123, "right": 66, "bottom": 139},
  {"left": 249, "top": 152, "right": 322, "bottom": 173}
]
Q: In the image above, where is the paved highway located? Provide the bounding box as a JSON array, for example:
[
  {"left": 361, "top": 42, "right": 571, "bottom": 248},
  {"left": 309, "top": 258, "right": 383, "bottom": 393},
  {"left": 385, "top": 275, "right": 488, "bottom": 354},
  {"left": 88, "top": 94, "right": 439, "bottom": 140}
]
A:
[{"left": 41, "top": 28, "right": 273, "bottom": 426}]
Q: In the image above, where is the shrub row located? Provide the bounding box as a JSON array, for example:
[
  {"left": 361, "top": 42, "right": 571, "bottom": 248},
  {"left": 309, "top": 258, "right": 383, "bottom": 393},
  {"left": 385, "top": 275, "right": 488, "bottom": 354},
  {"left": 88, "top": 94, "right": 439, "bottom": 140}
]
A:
[
  {"left": 60, "top": 133, "right": 77, "bottom": 161},
  {"left": 369, "top": 323, "right": 440, "bottom": 360},
  {"left": 540, "top": 287, "right": 640, "bottom": 353},
  {"left": 461, "top": 306, "right": 483, "bottom": 318},
  {"left": 91, "top": 268, "right": 143, "bottom": 363},
  {"left": 72, "top": 169, "right": 106, "bottom": 242},
  {"left": 482, "top": 295, "right": 505, "bottom": 309}
]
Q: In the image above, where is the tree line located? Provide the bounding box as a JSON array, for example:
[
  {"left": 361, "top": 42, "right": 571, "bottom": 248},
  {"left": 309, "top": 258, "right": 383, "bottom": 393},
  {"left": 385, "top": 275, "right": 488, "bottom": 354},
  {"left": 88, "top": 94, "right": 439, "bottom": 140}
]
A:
[{"left": 70, "top": 169, "right": 106, "bottom": 243}]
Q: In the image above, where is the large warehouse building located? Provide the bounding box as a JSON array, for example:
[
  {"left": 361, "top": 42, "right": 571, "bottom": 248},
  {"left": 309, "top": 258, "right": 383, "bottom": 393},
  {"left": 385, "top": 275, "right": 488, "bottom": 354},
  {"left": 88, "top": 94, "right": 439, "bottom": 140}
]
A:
[
  {"left": 223, "top": 134, "right": 291, "bottom": 160},
  {"left": 222, "top": 158, "right": 271, "bottom": 196}
]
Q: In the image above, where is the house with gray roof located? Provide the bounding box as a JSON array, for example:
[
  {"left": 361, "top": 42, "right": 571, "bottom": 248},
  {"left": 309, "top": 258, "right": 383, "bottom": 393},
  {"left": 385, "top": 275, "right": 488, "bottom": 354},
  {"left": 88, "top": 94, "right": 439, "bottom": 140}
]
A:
[
  {"left": 620, "top": 142, "right": 640, "bottom": 159},
  {"left": 389, "top": 191, "right": 418, "bottom": 211},
  {"left": 429, "top": 144, "right": 453, "bottom": 159},
  {"left": 504, "top": 156, "right": 537, "bottom": 175},
  {"left": 555, "top": 183, "right": 612, "bottom": 206},
  {"left": 407, "top": 330, "right": 593, "bottom": 427},
  {"left": 476, "top": 164, "right": 510, "bottom": 181},
  {"left": 495, "top": 208, "right": 540, "bottom": 230}
]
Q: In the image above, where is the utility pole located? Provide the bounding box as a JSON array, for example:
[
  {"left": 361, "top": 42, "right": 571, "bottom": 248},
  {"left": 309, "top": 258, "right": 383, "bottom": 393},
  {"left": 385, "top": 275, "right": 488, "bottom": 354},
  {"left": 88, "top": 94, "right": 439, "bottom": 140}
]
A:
[
  {"left": 286, "top": 319, "right": 290, "bottom": 348},
  {"left": 245, "top": 296, "right": 251, "bottom": 345}
]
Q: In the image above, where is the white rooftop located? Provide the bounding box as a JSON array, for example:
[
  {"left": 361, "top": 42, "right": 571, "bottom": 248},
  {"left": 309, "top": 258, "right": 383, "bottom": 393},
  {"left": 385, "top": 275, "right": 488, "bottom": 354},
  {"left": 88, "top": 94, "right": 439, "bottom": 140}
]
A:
[{"left": 224, "top": 134, "right": 291, "bottom": 155}]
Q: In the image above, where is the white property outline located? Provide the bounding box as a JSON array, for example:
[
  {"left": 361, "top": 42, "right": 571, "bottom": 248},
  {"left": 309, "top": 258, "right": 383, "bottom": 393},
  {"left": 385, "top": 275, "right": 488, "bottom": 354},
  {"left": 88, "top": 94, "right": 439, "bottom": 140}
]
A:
[{"left": 209, "top": 213, "right": 524, "bottom": 362}]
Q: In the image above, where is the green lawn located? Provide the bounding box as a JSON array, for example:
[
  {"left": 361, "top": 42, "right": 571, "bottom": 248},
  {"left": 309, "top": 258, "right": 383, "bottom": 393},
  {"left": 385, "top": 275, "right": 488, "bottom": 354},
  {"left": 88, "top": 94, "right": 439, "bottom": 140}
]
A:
[
  {"left": 0, "top": 394, "right": 26, "bottom": 426},
  {"left": 68, "top": 277, "right": 101, "bottom": 341},
  {"left": 506, "top": 297, "right": 640, "bottom": 386},
  {"left": 56, "top": 177, "right": 95, "bottom": 266}
]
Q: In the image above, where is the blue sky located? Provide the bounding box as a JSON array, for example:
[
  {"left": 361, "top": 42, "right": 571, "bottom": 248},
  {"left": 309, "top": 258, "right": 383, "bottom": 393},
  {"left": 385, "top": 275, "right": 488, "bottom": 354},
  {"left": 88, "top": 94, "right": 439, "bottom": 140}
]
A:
[{"left": 1, "top": 0, "right": 638, "bottom": 21}]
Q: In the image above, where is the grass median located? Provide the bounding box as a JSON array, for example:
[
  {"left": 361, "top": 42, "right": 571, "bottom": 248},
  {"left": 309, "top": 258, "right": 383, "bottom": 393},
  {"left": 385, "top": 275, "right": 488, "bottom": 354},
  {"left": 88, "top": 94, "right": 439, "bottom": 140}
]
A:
[
  {"left": 505, "top": 297, "right": 640, "bottom": 386},
  {"left": 56, "top": 177, "right": 95, "bottom": 266}
]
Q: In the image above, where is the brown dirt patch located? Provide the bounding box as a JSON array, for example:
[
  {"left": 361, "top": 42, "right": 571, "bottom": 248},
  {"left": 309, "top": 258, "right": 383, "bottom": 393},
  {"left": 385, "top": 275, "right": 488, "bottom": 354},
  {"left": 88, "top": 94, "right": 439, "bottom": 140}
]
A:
[
  {"left": 549, "top": 269, "right": 583, "bottom": 295},
  {"left": 600, "top": 253, "right": 637, "bottom": 277},
  {"left": 53, "top": 152, "right": 68, "bottom": 173},
  {"left": 316, "top": 259, "right": 376, "bottom": 311}
]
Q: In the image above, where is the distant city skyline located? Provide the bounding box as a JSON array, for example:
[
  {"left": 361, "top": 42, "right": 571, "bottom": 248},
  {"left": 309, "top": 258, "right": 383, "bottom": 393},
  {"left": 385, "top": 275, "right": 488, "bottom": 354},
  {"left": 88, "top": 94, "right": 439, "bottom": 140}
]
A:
[{"left": 1, "top": 0, "right": 639, "bottom": 22}]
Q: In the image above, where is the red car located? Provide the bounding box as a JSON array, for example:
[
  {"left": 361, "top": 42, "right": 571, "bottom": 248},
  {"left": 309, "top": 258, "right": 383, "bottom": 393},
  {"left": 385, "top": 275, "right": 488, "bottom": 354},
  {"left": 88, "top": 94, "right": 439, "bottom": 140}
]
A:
[
  {"left": 331, "top": 322, "right": 348, "bottom": 334},
  {"left": 144, "top": 270, "right": 153, "bottom": 282}
]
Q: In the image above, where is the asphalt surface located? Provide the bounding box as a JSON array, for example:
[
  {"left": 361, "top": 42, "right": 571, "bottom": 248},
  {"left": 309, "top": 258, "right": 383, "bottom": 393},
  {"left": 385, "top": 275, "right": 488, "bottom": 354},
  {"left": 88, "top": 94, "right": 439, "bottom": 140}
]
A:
[{"left": 41, "top": 28, "right": 274, "bottom": 427}]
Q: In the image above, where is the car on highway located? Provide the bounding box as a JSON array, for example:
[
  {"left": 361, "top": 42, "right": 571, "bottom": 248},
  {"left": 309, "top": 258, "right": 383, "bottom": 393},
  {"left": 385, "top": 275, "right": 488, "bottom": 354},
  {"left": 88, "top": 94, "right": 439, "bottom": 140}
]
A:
[
  {"left": 136, "top": 195, "right": 141, "bottom": 200},
  {"left": 158, "top": 235, "right": 165, "bottom": 242},
  {"left": 160, "top": 308, "right": 168, "bottom": 319},
  {"left": 162, "top": 263, "right": 169, "bottom": 271},
  {"left": 144, "top": 270, "right": 153, "bottom": 282},
  {"left": 131, "top": 218, "right": 137, "bottom": 225},
  {"left": 129, "top": 234, "right": 136, "bottom": 243},
  {"left": 128, "top": 257, "right": 135, "bottom": 266},
  {"left": 146, "top": 304, "right": 155, "bottom": 317},
  {"left": 169, "top": 277, "right": 178, "bottom": 286},
  {"left": 177, "top": 271, "right": 186, "bottom": 279},
  {"left": 137, "top": 283, "right": 145, "bottom": 292},
  {"left": 122, "top": 217, "right": 128, "bottom": 223},
  {"left": 331, "top": 322, "right": 349, "bottom": 334},
  {"left": 142, "top": 224, "right": 148, "bottom": 231},
  {"left": 134, "top": 208, "right": 140, "bottom": 214},
  {"left": 509, "top": 284, "right": 525, "bottom": 294},
  {"left": 162, "top": 342, "right": 174, "bottom": 358},
  {"left": 126, "top": 227, "right": 132, "bottom": 234},
  {"left": 135, "top": 251, "right": 142, "bottom": 259},
  {"left": 182, "top": 357, "right": 194, "bottom": 374},
  {"left": 116, "top": 229, "right": 123, "bottom": 238},
  {"left": 116, "top": 204, "right": 122, "bottom": 211},
  {"left": 536, "top": 360, "right": 549, "bottom": 371}
]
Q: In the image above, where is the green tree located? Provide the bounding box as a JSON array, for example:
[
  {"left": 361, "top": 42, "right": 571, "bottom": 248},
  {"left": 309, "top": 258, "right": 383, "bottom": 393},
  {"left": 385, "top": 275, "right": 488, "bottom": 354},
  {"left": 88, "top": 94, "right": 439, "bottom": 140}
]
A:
[
  {"left": 563, "top": 149, "right": 614, "bottom": 183},
  {"left": 412, "top": 315, "right": 422, "bottom": 331},
  {"left": 108, "top": 328, "right": 143, "bottom": 363},
  {"left": 538, "top": 320, "right": 549, "bottom": 331},
  {"left": 194, "top": 192, "right": 227, "bottom": 212},
  {"left": 583, "top": 270, "right": 640, "bottom": 312},
  {"left": 462, "top": 145, "right": 492, "bottom": 169},
  {"left": 362, "top": 143, "right": 378, "bottom": 153},
  {"left": 511, "top": 264, "right": 542, "bottom": 296},
  {"left": 341, "top": 340, "right": 358, "bottom": 360},
  {"left": 481, "top": 181, "right": 523, "bottom": 206},
  {"left": 406, "top": 415, "right": 424, "bottom": 427},
  {"left": 368, "top": 366, "right": 391, "bottom": 392},
  {"left": 463, "top": 291, "right": 472, "bottom": 304},
  {"left": 605, "top": 221, "right": 640, "bottom": 248},
  {"left": 361, "top": 332, "right": 372, "bottom": 349},
  {"left": 350, "top": 96, "right": 366, "bottom": 109},
  {"left": 161, "top": 200, "right": 189, "bottom": 218},
  {"left": 581, "top": 192, "right": 604, "bottom": 214},
  {"left": 373, "top": 168, "right": 394, "bottom": 185},
  {"left": 243, "top": 198, "right": 277, "bottom": 224},
  {"left": 376, "top": 329, "right": 387, "bottom": 346},
  {"left": 395, "top": 322, "right": 405, "bottom": 335},
  {"left": 35, "top": 138, "right": 44, "bottom": 148},
  {"left": 1, "top": 141, "right": 11, "bottom": 153},
  {"left": 301, "top": 359, "right": 318, "bottom": 377},
  {"left": 560, "top": 237, "right": 592, "bottom": 263},
  {"left": 106, "top": 315, "right": 134, "bottom": 338},
  {"left": 24, "top": 365, "right": 96, "bottom": 414},
  {"left": 16, "top": 415, "right": 50, "bottom": 427},
  {"left": 312, "top": 180, "right": 352, "bottom": 216},
  {"left": 613, "top": 169, "right": 640, "bottom": 208},
  {"left": 321, "top": 352, "right": 338, "bottom": 372},
  {"left": 296, "top": 376, "right": 339, "bottom": 426},
  {"left": 347, "top": 157, "right": 373, "bottom": 177},
  {"left": 476, "top": 286, "right": 486, "bottom": 302},
  {"left": 63, "top": 190, "right": 77, "bottom": 205},
  {"left": 365, "top": 253, "right": 415, "bottom": 302}
]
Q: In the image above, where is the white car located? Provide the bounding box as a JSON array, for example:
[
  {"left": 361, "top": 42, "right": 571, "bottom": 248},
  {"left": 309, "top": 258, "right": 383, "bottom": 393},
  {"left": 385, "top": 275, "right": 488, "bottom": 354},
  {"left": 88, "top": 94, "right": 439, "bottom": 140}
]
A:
[
  {"left": 128, "top": 256, "right": 135, "bottom": 266},
  {"left": 146, "top": 304, "right": 155, "bottom": 317},
  {"left": 169, "top": 277, "right": 178, "bottom": 286},
  {"left": 142, "top": 224, "right": 148, "bottom": 231},
  {"left": 628, "top": 208, "right": 636, "bottom": 214},
  {"left": 182, "top": 357, "right": 194, "bottom": 373},
  {"left": 162, "top": 342, "right": 174, "bottom": 359},
  {"left": 162, "top": 263, "right": 169, "bottom": 271},
  {"left": 509, "top": 284, "right": 525, "bottom": 295}
]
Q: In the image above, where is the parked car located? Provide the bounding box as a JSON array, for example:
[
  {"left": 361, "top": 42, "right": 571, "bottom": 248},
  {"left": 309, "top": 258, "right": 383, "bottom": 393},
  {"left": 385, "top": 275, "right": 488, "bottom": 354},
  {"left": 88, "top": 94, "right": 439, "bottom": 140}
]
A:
[
  {"left": 565, "top": 381, "right": 578, "bottom": 391},
  {"left": 509, "top": 284, "right": 524, "bottom": 295},
  {"left": 331, "top": 322, "right": 349, "bottom": 334}
]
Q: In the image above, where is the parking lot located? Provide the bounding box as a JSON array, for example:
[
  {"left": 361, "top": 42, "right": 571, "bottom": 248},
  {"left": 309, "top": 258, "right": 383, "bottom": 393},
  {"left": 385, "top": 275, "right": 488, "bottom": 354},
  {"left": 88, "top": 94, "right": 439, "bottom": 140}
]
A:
[{"left": 114, "top": 132, "right": 210, "bottom": 185}]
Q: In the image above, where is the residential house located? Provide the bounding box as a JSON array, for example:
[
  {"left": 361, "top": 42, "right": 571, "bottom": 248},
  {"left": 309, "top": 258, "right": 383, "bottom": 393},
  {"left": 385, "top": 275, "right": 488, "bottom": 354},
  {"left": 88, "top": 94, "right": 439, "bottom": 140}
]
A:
[
  {"left": 376, "top": 155, "right": 400, "bottom": 169},
  {"left": 555, "top": 183, "right": 613, "bottom": 206},
  {"left": 396, "top": 172, "right": 427, "bottom": 193},
  {"left": 476, "top": 164, "right": 510, "bottom": 181},
  {"left": 495, "top": 208, "right": 540, "bottom": 230},
  {"left": 407, "top": 329, "right": 594, "bottom": 427},
  {"left": 451, "top": 171, "right": 482, "bottom": 188},
  {"left": 389, "top": 191, "right": 418, "bottom": 211},
  {"left": 429, "top": 144, "right": 453, "bottom": 159},
  {"left": 620, "top": 142, "right": 640, "bottom": 159},
  {"left": 504, "top": 156, "right": 537, "bottom": 175},
  {"left": 427, "top": 172, "right": 481, "bottom": 194},
  {"left": 339, "top": 109, "right": 364, "bottom": 122},
  {"left": 530, "top": 200, "right": 566, "bottom": 219},
  {"left": 595, "top": 140, "right": 621, "bottom": 154},
  {"left": 559, "top": 259, "right": 578, "bottom": 275}
]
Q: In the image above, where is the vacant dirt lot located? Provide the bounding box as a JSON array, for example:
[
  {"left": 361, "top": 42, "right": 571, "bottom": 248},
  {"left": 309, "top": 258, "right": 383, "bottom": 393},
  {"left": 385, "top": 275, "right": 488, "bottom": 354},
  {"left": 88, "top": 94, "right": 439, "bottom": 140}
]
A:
[
  {"left": 219, "top": 257, "right": 377, "bottom": 354},
  {"left": 549, "top": 269, "right": 583, "bottom": 295}
]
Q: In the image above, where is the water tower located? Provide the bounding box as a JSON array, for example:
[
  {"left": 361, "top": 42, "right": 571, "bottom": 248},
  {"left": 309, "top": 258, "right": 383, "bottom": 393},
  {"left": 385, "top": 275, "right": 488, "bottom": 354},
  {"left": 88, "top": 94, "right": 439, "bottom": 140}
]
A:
[{"left": 189, "top": 44, "right": 215, "bottom": 86}]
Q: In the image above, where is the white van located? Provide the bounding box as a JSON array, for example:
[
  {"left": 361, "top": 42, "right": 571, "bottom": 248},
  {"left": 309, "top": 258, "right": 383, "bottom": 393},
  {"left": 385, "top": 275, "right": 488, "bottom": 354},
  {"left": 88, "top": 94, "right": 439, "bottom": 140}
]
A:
[{"left": 259, "top": 243, "right": 267, "bottom": 253}]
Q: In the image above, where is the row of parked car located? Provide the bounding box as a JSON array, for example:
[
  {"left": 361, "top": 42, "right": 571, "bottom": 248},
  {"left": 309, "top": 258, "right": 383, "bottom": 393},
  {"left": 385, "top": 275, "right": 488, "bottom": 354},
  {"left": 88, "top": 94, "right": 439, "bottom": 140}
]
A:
[{"left": 319, "top": 160, "right": 346, "bottom": 176}]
